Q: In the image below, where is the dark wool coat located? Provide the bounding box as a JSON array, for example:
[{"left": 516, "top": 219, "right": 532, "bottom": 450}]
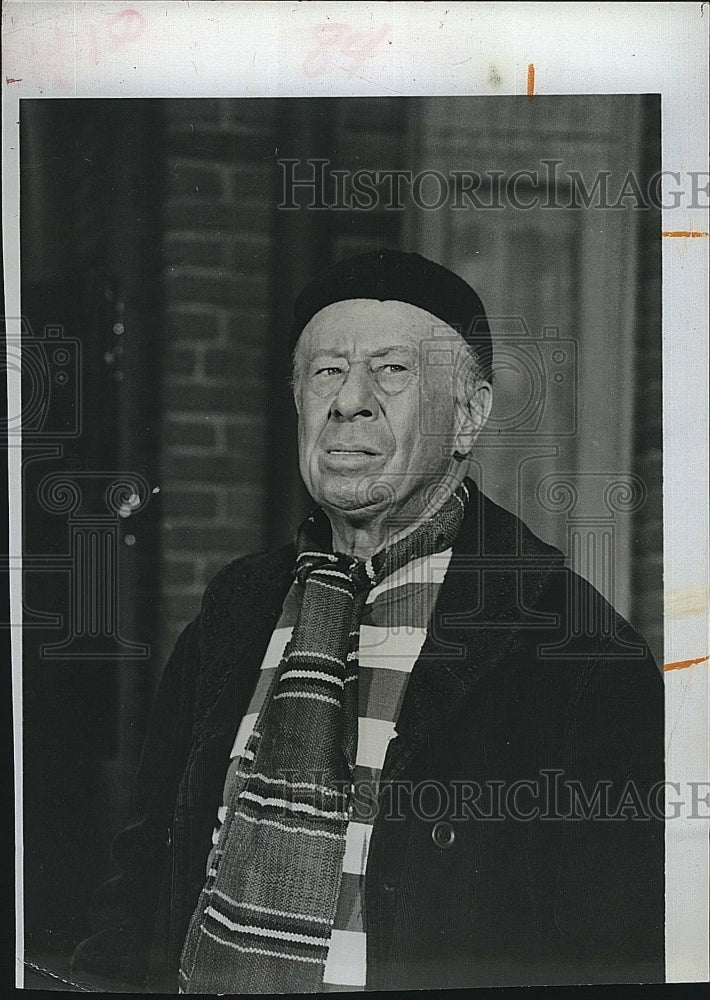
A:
[{"left": 73, "top": 483, "right": 664, "bottom": 991}]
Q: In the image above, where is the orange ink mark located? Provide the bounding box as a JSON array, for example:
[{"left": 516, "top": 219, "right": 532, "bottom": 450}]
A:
[
  {"left": 664, "top": 654, "right": 709, "bottom": 672},
  {"left": 662, "top": 231, "right": 709, "bottom": 237},
  {"left": 526, "top": 64, "right": 535, "bottom": 99}
]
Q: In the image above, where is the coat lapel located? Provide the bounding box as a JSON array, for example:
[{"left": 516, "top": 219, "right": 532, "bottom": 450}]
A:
[
  {"left": 384, "top": 482, "right": 564, "bottom": 782},
  {"left": 192, "top": 544, "right": 296, "bottom": 741}
]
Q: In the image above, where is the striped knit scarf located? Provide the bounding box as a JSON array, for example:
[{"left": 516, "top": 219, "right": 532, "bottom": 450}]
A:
[{"left": 179, "top": 480, "right": 470, "bottom": 994}]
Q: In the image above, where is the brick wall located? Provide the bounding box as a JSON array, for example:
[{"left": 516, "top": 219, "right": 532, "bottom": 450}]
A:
[
  {"left": 157, "top": 98, "right": 407, "bottom": 662},
  {"left": 159, "top": 100, "right": 278, "bottom": 660}
]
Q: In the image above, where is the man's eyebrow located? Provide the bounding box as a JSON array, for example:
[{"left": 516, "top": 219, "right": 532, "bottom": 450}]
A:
[
  {"left": 306, "top": 345, "right": 417, "bottom": 361},
  {"left": 306, "top": 349, "right": 347, "bottom": 361},
  {"left": 368, "top": 345, "right": 417, "bottom": 358}
]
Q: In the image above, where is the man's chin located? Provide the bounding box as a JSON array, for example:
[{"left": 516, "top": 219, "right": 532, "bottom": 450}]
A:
[{"left": 313, "top": 473, "right": 399, "bottom": 519}]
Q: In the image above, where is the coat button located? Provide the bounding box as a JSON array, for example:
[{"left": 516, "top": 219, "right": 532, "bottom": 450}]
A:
[
  {"left": 383, "top": 880, "right": 397, "bottom": 894},
  {"left": 431, "top": 821, "right": 455, "bottom": 849}
]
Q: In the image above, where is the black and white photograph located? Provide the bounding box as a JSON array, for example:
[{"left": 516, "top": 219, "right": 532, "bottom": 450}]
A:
[{"left": 4, "top": 2, "right": 708, "bottom": 994}]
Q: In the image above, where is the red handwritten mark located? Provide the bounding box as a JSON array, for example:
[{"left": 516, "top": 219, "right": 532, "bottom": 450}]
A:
[
  {"left": 5, "top": 77, "right": 23, "bottom": 85},
  {"left": 303, "top": 23, "right": 390, "bottom": 78},
  {"left": 526, "top": 63, "right": 535, "bottom": 99},
  {"left": 107, "top": 8, "right": 145, "bottom": 51},
  {"left": 83, "top": 9, "right": 146, "bottom": 68},
  {"left": 664, "top": 654, "right": 709, "bottom": 672},
  {"left": 662, "top": 231, "right": 709, "bottom": 237}
]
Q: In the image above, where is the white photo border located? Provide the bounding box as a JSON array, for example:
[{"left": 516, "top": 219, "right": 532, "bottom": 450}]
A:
[{"left": 3, "top": 0, "right": 708, "bottom": 988}]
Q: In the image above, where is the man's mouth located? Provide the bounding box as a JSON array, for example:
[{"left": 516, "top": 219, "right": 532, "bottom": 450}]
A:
[
  {"left": 327, "top": 447, "right": 379, "bottom": 456},
  {"left": 322, "top": 446, "right": 384, "bottom": 467}
]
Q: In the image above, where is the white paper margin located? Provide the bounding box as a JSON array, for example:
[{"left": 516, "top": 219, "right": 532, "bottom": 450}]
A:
[{"left": 3, "top": 0, "right": 708, "bottom": 988}]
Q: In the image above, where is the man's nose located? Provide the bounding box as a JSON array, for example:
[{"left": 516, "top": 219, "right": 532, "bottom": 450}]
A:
[{"left": 330, "top": 365, "right": 379, "bottom": 421}]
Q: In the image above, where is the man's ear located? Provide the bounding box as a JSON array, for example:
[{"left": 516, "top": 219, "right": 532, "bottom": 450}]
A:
[
  {"left": 291, "top": 365, "right": 302, "bottom": 415},
  {"left": 453, "top": 381, "right": 492, "bottom": 458}
]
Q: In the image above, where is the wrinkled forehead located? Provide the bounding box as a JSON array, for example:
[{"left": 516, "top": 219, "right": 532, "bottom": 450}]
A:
[{"left": 294, "top": 298, "right": 466, "bottom": 358}]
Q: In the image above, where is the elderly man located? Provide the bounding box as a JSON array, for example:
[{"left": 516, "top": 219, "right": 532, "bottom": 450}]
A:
[{"left": 74, "top": 250, "right": 664, "bottom": 992}]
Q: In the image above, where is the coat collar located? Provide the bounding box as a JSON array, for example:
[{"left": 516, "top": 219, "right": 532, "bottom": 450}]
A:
[{"left": 194, "top": 481, "right": 564, "bottom": 764}]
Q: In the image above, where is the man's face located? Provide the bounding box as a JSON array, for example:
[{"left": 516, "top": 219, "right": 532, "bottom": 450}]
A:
[{"left": 293, "top": 298, "right": 480, "bottom": 528}]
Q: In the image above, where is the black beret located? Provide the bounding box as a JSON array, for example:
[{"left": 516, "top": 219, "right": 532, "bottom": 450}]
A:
[{"left": 291, "top": 248, "right": 493, "bottom": 381}]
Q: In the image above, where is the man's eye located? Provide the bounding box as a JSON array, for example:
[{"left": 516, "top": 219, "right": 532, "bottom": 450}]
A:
[
  {"left": 314, "top": 366, "right": 343, "bottom": 377},
  {"left": 373, "top": 363, "right": 408, "bottom": 375},
  {"left": 374, "top": 362, "right": 414, "bottom": 396}
]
